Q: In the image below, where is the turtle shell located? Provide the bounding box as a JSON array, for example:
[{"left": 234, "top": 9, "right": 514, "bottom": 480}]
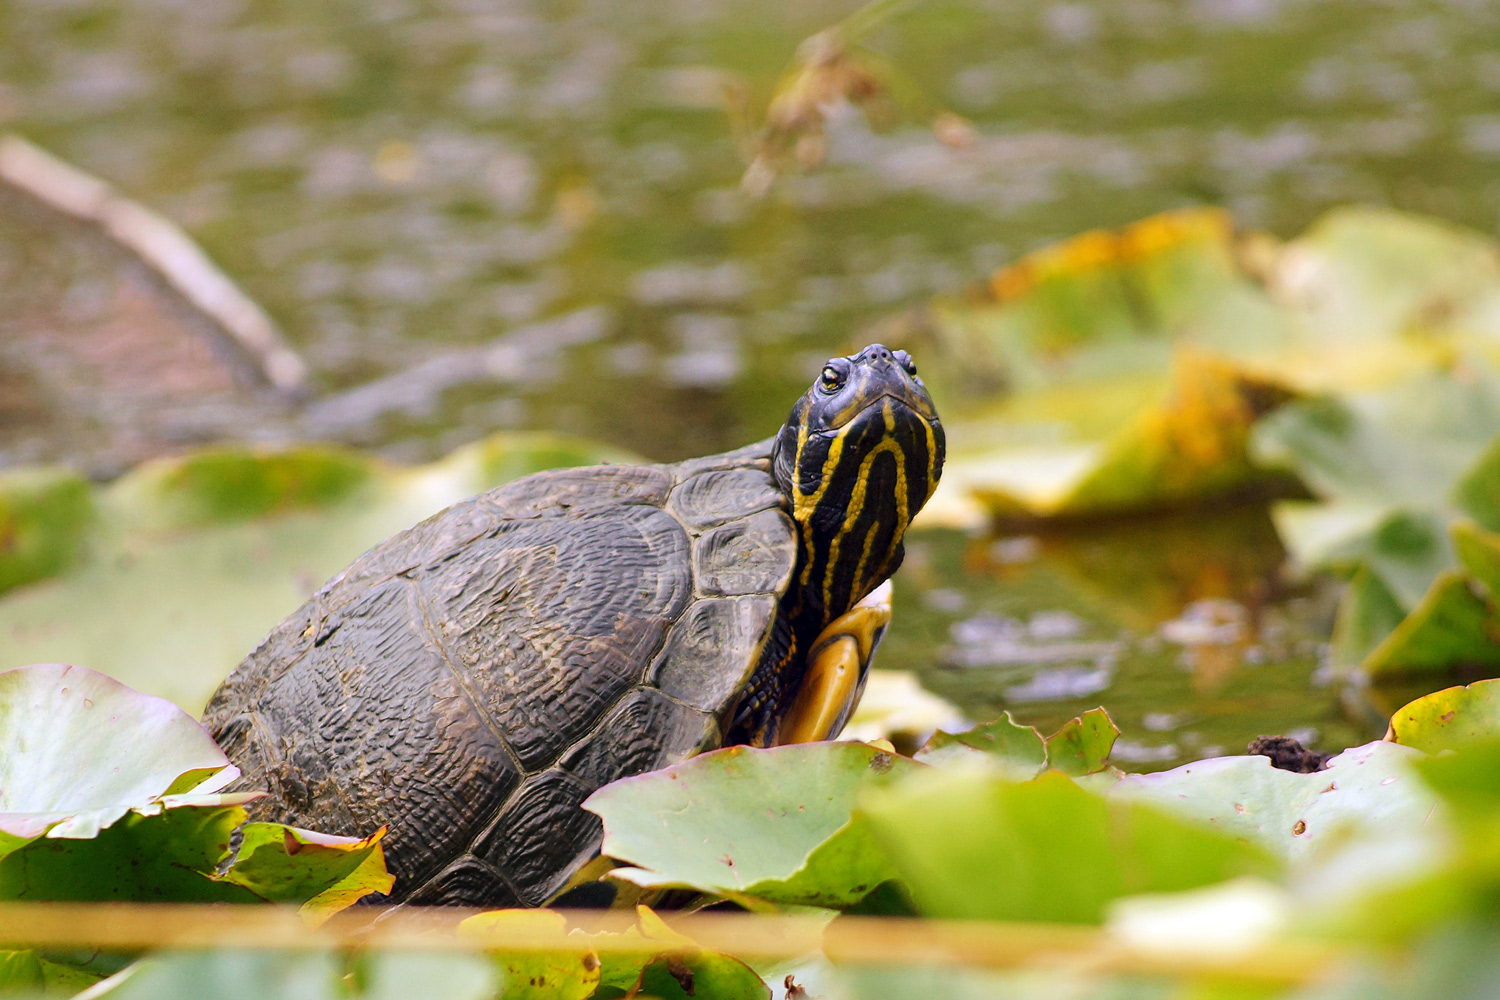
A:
[{"left": 202, "top": 439, "right": 795, "bottom": 906}]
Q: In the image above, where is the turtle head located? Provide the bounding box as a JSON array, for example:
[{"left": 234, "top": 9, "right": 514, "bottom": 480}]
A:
[{"left": 772, "top": 343, "right": 945, "bottom": 619}]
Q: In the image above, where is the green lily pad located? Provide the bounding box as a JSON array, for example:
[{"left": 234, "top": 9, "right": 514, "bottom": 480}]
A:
[
  {"left": 1363, "top": 571, "right": 1500, "bottom": 678},
  {"left": 0, "top": 466, "right": 93, "bottom": 597},
  {"left": 0, "top": 948, "right": 43, "bottom": 992},
  {"left": 1331, "top": 566, "right": 1409, "bottom": 670},
  {"left": 1272, "top": 206, "right": 1500, "bottom": 348},
  {"left": 924, "top": 209, "right": 1307, "bottom": 526},
  {"left": 1410, "top": 737, "right": 1500, "bottom": 814},
  {"left": 457, "top": 905, "right": 771, "bottom": 1000},
  {"left": 932, "top": 209, "right": 1282, "bottom": 399},
  {"left": 861, "top": 769, "right": 1277, "bottom": 923},
  {"left": 108, "top": 446, "right": 380, "bottom": 531},
  {"left": 1043, "top": 708, "right": 1120, "bottom": 777},
  {"left": 100, "top": 950, "right": 500, "bottom": 1000},
  {"left": 1108, "top": 741, "right": 1438, "bottom": 865},
  {"left": 587, "top": 742, "right": 916, "bottom": 909},
  {"left": 216, "top": 823, "right": 395, "bottom": 921},
  {"left": 0, "top": 432, "right": 637, "bottom": 713},
  {"left": 1388, "top": 679, "right": 1500, "bottom": 754},
  {"left": 1452, "top": 520, "right": 1500, "bottom": 598},
  {"left": 627, "top": 908, "right": 770, "bottom": 1000},
  {"left": 1323, "top": 740, "right": 1500, "bottom": 942},
  {"left": 0, "top": 663, "right": 389, "bottom": 910},
  {"left": 1256, "top": 362, "right": 1500, "bottom": 674},
  {"left": 914, "top": 712, "right": 1046, "bottom": 776},
  {"left": 0, "top": 945, "right": 108, "bottom": 993},
  {"left": 927, "top": 206, "right": 1500, "bottom": 531},
  {"left": 355, "top": 952, "right": 501, "bottom": 1000},
  {"left": 0, "top": 799, "right": 248, "bottom": 902},
  {"left": 919, "top": 709, "right": 1120, "bottom": 779},
  {"left": 1351, "top": 512, "right": 1500, "bottom": 679},
  {"left": 0, "top": 662, "right": 237, "bottom": 844}
]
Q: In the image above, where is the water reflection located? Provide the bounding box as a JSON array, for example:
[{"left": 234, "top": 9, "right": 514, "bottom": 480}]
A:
[{"left": 883, "top": 505, "right": 1371, "bottom": 770}]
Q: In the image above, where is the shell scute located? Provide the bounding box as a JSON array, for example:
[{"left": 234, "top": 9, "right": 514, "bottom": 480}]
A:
[
  {"left": 477, "top": 463, "right": 673, "bottom": 519},
  {"left": 692, "top": 507, "right": 796, "bottom": 597},
  {"left": 650, "top": 594, "right": 779, "bottom": 713},
  {"left": 667, "top": 467, "right": 784, "bottom": 530},
  {"left": 473, "top": 768, "right": 602, "bottom": 906},
  {"left": 403, "top": 855, "right": 523, "bottom": 908},
  {"left": 416, "top": 504, "right": 692, "bottom": 770},
  {"left": 559, "top": 688, "right": 717, "bottom": 789}
]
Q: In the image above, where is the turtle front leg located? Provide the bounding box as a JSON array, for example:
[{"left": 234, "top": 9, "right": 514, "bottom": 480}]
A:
[{"left": 775, "top": 580, "right": 892, "bottom": 745}]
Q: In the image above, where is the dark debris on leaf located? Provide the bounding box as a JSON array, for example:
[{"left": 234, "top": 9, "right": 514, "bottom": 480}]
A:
[{"left": 1248, "top": 735, "right": 1333, "bottom": 773}]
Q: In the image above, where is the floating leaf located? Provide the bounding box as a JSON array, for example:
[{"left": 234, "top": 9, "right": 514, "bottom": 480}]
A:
[
  {"left": 1330, "top": 566, "right": 1409, "bottom": 670},
  {"left": 1388, "top": 679, "right": 1500, "bottom": 754},
  {"left": 1055, "top": 351, "right": 1298, "bottom": 515},
  {"left": 1411, "top": 737, "right": 1500, "bottom": 815},
  {"left": 1266, "top": 206, "right": 1500, "bottom": 349},
  {"left": 108, "top": 446, "right": 380, "bottom": 531},
  {"left": 1452, "top": 520, "right": 1500, "bottom": 597},
  {"left": 587, "top": 743, "right": 916, "bottom": 908},
  {"left": 1256, "top": 363, "right": 1500, "bottom": 675},
  {"left": 1108, "top": 741, "right": 1438, "bottom": 865},
  {"left": 0, "top": 663, "right": 388, "bottom": 910},
  {"left": 926, "top": 206, "right": 1500, "bottom": 534},
  {"left": 1043, "top": 708, "right": 1120, "bottom": 777},
  {"left": 101, "top": 950, "right": 499, "bottom": 1000},
  {"left": 861, "top": 769, "right": 1277, "bottom": 923},
  {"left": 457, "top": 909, "right": 600, "bottom": 1000},
  {"left": 1450, "top": 438, "right": 1500, "bottom": 535},
  {"left": 214, "top": 823, "right": 393, "bottom": 922},
  {"left": 356, "top": 951, "right": 501, "bottom": 1000},
  {"left": 0, "top": 466, "right": 92, "bottom": 596},
  {"left": 950, "top": 348, "right": 1301, "bottom": 522},
  {"left": 1321, "top": 740, "right": 1500, "bottom": 943},
  {"left": 0, "top": 662, "right": 237, "bottom": 844},
  {"left": 457, "top": 906, "right": 770, "bottom": 1000},
  {"left": 1362, "top": 571, "right": 1500, "bottom": 678},
  {"left": 631, "top": 907, "right": 770, "bottom": 1000},
  {"left": 935, "top": 209, "right": 1275, "bottom": 398},
  {"left": 0, "top": 949, "right": 43, "bottom": 992},
  {"left": 0, "top": 801, "right": 248, "bottom": 902},
  {"left": 914, "top": 712, "right": 1045, "bottom": 776},
  {"left": 0, "top": 432, "right": 638, "bottom": 713}
]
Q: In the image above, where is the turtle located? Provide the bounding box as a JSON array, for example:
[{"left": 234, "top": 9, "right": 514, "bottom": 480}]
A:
[{"left": 202, "top": 343, "right": 944, "bottom": 907}]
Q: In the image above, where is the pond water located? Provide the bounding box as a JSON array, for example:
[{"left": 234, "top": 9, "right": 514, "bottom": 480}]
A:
[{"left": 3, "top": 0, "right": 1497, "bottom": 765}]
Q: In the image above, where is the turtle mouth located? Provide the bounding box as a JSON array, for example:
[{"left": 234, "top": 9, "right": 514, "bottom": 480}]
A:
[{"left": 829, "top": 391, "right": 939, "bottom": 432}]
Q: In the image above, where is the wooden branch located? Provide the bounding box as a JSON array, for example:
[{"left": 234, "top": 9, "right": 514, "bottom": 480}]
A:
[{"left": 0, "top": 133, "right": 309, "bottom": 396}]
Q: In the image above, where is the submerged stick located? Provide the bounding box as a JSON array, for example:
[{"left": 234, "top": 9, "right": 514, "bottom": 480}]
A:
[{"left": 0, "top": 133, "right": 309, "bottom": 396}]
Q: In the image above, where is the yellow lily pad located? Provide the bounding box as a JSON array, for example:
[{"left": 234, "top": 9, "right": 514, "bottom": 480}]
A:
[
  {"left": 1387, "top": 679, "right": 1500, "bottom": 754},
  {"left": 929, "top": 206, "right": 1500, "bottom": 528},
  {"left": 457, "top": 909, "right": 601, "bottom": 1000},
  {"left": 948, "top": 347, "right": 1300, "bottom": 521}
]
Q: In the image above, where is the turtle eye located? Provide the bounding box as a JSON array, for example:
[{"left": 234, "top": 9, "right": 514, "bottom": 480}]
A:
[
  {"left": 894, "top": 350, "right": 917, "bottom": 376},
  {"left": 819, "top": 365, "right": 845, "bottom": 392}
]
